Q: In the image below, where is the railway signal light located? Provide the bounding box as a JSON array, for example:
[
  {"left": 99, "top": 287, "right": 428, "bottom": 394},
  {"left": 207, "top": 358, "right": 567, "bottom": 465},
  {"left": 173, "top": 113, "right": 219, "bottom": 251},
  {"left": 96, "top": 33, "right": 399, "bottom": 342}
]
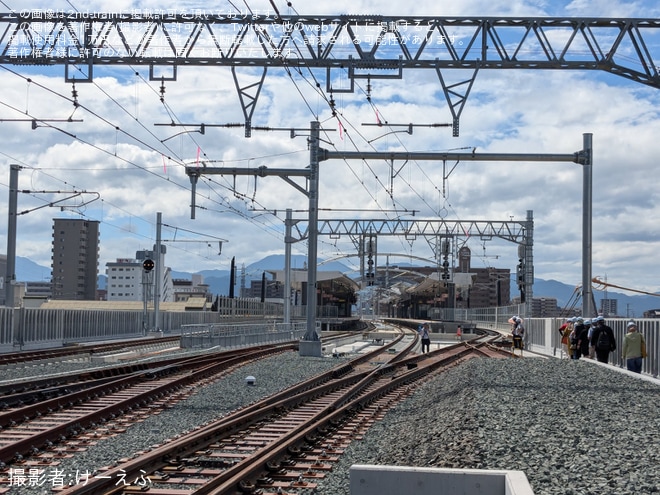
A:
[{"left": 142, "top": 259, "right": 155, "bottom": 272}]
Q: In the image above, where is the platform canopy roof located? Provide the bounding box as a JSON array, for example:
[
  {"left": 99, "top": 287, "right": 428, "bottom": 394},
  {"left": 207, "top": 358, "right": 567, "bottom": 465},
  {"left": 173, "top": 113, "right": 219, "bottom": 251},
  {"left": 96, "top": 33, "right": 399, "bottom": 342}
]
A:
[{"left": 39, "top": 298, "right": 208, "bottom": 311}]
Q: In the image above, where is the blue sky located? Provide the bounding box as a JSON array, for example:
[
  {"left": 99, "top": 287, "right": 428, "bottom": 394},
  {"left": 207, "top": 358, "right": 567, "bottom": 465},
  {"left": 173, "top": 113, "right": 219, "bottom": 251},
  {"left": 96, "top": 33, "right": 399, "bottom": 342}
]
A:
[{"left": 1, "top": 0, "right": 659, "bottom": 296}]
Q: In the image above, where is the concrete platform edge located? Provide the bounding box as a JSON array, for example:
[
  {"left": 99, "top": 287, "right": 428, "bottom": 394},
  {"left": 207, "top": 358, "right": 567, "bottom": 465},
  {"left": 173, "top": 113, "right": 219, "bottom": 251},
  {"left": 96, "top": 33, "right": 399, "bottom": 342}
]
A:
[{"left": 350, "top": 464, "right": 535, "bottom": 495}]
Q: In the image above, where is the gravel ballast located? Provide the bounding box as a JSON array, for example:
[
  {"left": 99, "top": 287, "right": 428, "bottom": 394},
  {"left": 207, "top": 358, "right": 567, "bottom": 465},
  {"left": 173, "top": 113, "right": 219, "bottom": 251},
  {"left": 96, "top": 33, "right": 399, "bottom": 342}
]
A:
[
  {"left": 3, "top": 352, "right": 659, "bottom": 495},
  {"left": 308, "top": 357, "right": 660, "bottom": 495}
]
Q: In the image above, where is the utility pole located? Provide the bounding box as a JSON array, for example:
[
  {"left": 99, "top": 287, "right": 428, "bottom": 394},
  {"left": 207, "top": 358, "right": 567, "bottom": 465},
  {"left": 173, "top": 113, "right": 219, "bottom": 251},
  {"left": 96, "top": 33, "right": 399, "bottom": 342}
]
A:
[
  {"left": 4, "top": 165, "right": 19, "bottom": 307},
  {"left": 185, "top": 122, "right": 323, "bottom": 356},
  {"left": 581, "top": 133, "right": 594, "bottom": 318},
  {"left": 154, "top": 212, "right": 162, "bottom": 332},
  {"left": 300, "top": 121, "right": 321, "bottom": 355}
]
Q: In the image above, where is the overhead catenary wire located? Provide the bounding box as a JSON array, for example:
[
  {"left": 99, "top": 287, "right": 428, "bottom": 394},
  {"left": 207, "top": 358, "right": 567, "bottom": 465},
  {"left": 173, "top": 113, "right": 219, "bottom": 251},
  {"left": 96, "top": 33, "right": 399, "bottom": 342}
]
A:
[
  {"left": 276, "top": 20, "right": 461, "bottom": 220},
  {"left": 0, "top": 65, "right": 296, "bottom": 253},
  {"left": 0, "top": 85, "right": 283, "bottom": 269},
  {"left": 269, "top": 20, "right": 467, "bottom": 261},
  {"left": 1, "top": 1, "right": 473, "bottom": 271},
  {"left": 49, "top": 0, "right": 290, "bottom": 229}
]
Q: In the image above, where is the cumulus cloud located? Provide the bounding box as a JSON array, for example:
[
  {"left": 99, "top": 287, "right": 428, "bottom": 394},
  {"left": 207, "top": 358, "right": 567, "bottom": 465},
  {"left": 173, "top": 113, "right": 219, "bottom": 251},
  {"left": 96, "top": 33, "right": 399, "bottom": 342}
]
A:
[{"left": 1, "top": 0, "right": 659, "bottom": 296}]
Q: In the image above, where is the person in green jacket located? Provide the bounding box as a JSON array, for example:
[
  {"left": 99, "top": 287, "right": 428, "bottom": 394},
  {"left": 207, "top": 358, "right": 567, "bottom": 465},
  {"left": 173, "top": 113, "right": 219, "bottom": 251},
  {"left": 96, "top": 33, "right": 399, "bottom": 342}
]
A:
[{"left": 622, "top": 321, "right": 646, "bottom": 373}]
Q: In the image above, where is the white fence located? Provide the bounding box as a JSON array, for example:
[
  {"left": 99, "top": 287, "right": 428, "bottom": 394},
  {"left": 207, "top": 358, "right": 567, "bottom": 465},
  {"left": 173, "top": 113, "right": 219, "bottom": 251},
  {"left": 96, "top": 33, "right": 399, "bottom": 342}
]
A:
[
  {"left": 0, "top": 296, "right": 346, "bottom": 351},
  {"left": 180, "top": 321, "right": 311, "bottom": 349},
  {"left": 0, "top": 297, "right": 285, "bottom": 351}
]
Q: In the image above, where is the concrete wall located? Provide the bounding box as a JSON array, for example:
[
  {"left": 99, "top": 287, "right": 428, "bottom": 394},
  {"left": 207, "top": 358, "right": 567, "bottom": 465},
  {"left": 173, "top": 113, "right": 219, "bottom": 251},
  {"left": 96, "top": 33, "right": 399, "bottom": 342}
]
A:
[{"left": 350, "top": 464, "right": 534, "bottom": 495}]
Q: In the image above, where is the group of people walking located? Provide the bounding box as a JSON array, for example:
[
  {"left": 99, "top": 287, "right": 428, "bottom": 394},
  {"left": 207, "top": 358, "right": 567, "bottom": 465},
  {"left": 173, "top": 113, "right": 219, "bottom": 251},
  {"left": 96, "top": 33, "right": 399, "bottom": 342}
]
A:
[
  {"left": 558, "top": 316, "right": 647, "bottom": 373},
  {"left": 414, "top": 316, "right": 647, "bottom": 374}
]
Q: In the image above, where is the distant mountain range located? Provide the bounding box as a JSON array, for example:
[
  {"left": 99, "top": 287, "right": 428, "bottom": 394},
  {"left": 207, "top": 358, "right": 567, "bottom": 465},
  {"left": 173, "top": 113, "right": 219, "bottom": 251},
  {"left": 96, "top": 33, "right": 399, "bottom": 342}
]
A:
[{"left": 12, "top": 255, "right": 659, "bottom": 318}]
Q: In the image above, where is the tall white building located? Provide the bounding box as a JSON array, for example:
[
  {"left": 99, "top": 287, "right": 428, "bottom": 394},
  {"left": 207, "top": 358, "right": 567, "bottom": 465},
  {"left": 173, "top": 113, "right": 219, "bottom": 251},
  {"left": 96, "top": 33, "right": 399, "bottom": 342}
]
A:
[{"left": 106, "top": 246, "right": 173, "bottom": 302}]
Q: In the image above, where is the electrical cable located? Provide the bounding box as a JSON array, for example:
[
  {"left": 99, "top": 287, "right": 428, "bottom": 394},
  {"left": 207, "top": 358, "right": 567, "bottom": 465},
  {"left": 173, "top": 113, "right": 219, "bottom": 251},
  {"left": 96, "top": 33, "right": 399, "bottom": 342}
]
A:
[{"left": 1, "top": 2, "right": 467, "bottom": 271}]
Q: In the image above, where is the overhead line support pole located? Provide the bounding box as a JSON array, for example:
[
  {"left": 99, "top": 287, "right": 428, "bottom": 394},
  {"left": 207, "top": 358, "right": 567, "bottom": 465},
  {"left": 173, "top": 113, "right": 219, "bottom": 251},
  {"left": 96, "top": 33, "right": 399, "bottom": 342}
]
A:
[
  {"left": 581, "top": 133, "right": 593, "bottom": 317},
  {"left": 284, "top": 209, "right": 292, "bottom": 325},
  {"left": 5, "top": 165, "right": 19, "bottom": 307},
  {"left": 185, "top": 132, "right": 591, "bottom": 342},
  {"left": 154, "top": 212, "right": 162, "bottom": 333},
  {"left": 184, "top": 124, "right": 321, "bottom": 356},
  {"left": 299, "top": 121, "right": 322, "bottom": 356}
]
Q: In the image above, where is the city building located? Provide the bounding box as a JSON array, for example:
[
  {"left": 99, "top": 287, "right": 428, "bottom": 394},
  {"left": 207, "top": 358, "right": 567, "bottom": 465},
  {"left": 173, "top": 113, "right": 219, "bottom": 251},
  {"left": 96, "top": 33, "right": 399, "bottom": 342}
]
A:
[
  {"left": 106, "top": 246, "right": 173, "bottom": 302},
  {"left": 455, "top": 247, "right": 512, "bottom": 308},
  {"left": 172, "top": 274, "right": 210, "bottom": 302},
  {"left": 599, "top": 298, "right": 618, "bottom": 317},
  {"left": 106, "top": 258, "right": 148, "bottom": 301},
  {"left": 24, "top": 281, "right": 52, "bottom": 298},
  {"left": 51, "top": 219, "right": 100, "bottom": 300},
  {"left": 241, "top": 275, "right": 285, "bottom": 300},
  {"left": 265, "top": 269, "right": 359, "bottom": 318},
  {"left": 509, "top": 295, "right": 562, "bottom": 317}
]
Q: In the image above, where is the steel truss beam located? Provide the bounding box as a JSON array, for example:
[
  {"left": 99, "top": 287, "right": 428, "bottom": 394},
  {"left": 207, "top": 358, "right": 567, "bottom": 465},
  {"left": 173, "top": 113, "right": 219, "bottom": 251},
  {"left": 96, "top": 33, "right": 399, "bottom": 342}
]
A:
[
  {"left": 288, "top": 218, "right": 527, "bottom": 244},
  {"left": 2, "top": 13, "right": 658, "bottom": 136},
  {"left": 290, "top": 217, "right": 531, "bottom": 299}
]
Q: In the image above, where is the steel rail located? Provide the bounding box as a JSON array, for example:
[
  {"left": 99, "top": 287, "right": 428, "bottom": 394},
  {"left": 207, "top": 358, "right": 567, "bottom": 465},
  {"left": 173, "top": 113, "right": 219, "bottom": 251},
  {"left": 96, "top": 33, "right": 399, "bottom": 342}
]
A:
[
  {"left": 53, "top": 333, "right": 492, "bottom": 495},
  {"left": 0, "top": 343, "right": 291, "bottom": 408},
  {"left": 0, "top": 344, "right": 294, "bottom": 464},
  {"left": 51, "top": 330, "right": 414, "bottom": 495},
  {"left": 0, "top": 336, "right": 181, "bottom": 365},
  {"left": 201, "top": 343, "right": 487, "bottom": 494}
]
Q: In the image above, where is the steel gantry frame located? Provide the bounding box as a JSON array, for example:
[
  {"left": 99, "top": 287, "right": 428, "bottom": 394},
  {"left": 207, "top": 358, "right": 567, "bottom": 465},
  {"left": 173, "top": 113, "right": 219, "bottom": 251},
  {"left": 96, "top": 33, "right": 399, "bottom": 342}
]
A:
[
  {"left": 0, "top": 13, "right": 659, "bottom": 134},
  {"left": 292, "top": 212, "right": 535, "bottom": 302},
  {"left": 186, "top": 125, "right": 592, "bottom": 355}
]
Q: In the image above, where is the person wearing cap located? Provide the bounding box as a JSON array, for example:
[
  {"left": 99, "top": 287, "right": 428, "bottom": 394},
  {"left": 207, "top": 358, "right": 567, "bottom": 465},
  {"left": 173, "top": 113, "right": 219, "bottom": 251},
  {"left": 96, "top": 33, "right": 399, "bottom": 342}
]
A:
[
  {"left": 586, "top": 318, "right": 597, "bottom": 359},
  {"left": 622, "top": 321, "right": 646, "bottom": 373},
  {"left": 578, "top": 319, "right": 592, "bottom": 359},
  {"left": 570, "top": 317, "right": 586, "bottom": 359},
  {"left": 591, "top": 316, "right": 616, "bottom": 364}
]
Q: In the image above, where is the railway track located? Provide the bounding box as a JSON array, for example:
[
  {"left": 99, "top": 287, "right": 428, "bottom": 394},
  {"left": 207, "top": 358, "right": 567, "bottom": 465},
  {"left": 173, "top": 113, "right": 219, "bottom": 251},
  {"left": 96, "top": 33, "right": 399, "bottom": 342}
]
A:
[
  {"left": 34, "top": 328, "right": 511, "bottom": 495},
  {"left": 0, "top": 336, "right": 182, "bottom": 367},
  {"left": 0, "top": 333, "right": 359, "bottom": 409},
  {"left": 0, "top": 344, "right": 287, "bottom": 411},
  {"left": 0, "top": 344, "right": 297, "bottom": 467},
  {"left": 0, "top": 332, "right": 362, "bottom": 466}
]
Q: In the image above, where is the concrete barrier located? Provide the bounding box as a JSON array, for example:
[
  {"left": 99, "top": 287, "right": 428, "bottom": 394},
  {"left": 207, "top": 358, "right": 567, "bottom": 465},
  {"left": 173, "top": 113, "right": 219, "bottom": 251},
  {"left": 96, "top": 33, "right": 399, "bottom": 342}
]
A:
[{"left": 350, "top": 464, "right": 534, "bottom": 495}]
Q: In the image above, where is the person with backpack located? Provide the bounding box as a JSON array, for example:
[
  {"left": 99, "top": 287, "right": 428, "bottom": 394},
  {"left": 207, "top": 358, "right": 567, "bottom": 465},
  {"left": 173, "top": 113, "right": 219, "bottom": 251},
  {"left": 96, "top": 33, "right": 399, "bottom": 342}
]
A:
[
  {"left": 578, "top": 319, "right": 592, "bottom": 359},
  {"left": 590, "top": 315, "right": 616, "bottom": 363},
  {"left": 570, "top": 317, "right": 586, "bottom": 359}
]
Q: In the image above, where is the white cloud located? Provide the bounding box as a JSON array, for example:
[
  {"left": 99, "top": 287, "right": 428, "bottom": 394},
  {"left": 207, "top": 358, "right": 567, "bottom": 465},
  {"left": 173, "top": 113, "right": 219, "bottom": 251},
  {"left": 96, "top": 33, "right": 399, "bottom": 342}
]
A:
[{"left": 0, "top": 1, "right": 659, "bottom": 297}]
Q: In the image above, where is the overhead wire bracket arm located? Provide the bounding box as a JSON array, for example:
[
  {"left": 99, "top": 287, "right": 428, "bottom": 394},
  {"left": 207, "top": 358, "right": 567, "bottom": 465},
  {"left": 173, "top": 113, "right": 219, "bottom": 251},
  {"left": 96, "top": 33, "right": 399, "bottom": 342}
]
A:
[{"left": 17, "top": 190, "right": 99, "bottom": 215}]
